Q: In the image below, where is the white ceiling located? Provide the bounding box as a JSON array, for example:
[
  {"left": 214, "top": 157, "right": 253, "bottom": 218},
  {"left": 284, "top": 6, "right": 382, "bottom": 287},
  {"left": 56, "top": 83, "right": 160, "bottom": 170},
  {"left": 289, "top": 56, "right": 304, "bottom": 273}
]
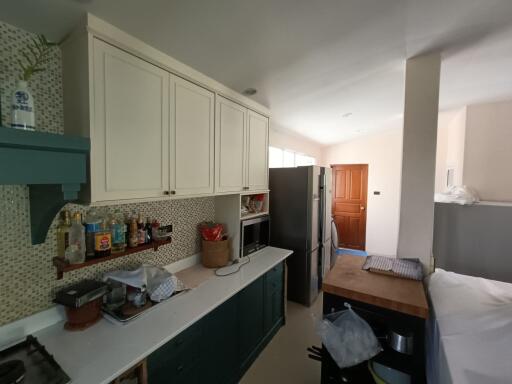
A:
[{"left": 2, "top": 0, "right": 512, "bottom": 145}]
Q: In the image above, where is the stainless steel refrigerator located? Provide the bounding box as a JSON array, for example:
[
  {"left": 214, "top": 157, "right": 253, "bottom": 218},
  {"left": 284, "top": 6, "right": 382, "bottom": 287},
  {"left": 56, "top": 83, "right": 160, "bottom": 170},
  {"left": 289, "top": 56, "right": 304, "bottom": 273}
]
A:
[{"left": 269, "top": 166, "right": 333, "bottom": 307}]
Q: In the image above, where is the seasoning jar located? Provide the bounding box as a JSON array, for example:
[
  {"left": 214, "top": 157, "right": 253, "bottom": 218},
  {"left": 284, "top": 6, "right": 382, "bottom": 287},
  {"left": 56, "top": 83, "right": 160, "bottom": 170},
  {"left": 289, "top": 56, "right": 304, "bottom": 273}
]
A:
[{"left": 94, "top": 221, "right": 112, "bottom": 257}]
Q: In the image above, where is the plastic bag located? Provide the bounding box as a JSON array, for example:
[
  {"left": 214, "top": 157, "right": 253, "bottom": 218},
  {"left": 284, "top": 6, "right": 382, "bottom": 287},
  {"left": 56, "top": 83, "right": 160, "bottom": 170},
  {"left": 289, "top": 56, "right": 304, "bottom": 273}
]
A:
[
  {"left": 316, "top": 303, "right": 382, "bottom": 369},
  {"left": 434, "top": 185, "right": 479, "bottom": 205},
  {"left": 103, "top": 264, "right": 184, "bottom": 302},
  {"left": 198, "top": 222, "right": 224, "bottom": 241}
]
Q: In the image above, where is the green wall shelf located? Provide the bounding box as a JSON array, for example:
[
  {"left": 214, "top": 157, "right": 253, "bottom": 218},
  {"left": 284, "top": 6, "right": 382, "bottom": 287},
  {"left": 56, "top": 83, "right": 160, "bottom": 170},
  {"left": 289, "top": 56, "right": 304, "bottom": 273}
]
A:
[
  {"left": 0, "top": 126, "right": 90, "bottom": 244},
  {"left": 52, "top": 239, "right": 172, "bottom": 279}
]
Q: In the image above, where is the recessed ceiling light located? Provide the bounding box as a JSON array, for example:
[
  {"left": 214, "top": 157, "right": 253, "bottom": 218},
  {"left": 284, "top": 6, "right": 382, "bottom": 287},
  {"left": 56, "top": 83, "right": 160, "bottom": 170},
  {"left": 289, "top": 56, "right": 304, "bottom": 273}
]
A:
[
  {"left": 243, "top": 88, "right": 257, "bottom": 96},
  {"left": 342, "top": 112, "right": 353, "bottom": 118}
]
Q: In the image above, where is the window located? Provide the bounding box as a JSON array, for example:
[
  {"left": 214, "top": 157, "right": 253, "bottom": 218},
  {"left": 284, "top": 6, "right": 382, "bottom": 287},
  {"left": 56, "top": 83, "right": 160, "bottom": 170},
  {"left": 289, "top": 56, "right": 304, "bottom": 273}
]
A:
[
  {"left": 269, "top": 146, "right": 284, "bottom": 168},
  {"left": 283, "top": 150, "right": 295, "bottom": 167},
  {"left": 296, "top": 153, "right": 315, "bottom": 166},
  {"left": 269, "top": 146, "right": 316, "bottom": 168}
]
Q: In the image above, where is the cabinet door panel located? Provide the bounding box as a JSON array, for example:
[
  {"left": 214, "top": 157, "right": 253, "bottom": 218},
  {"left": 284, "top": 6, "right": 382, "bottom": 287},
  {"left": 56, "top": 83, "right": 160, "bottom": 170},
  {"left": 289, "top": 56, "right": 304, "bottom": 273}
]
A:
[
  {"left": 247, "top": 110, "right": 269, "bottom": 191},
  {"left": 147, "top": 322, "right": 201, "bottom": 384},
  {"left": 238, "top": 275, "right": 264, "bottom": 366},
  {"left": 171, "top": 77, "right": 214, "bottom": 195},
  {"left": 201, "top": 296, "right": 238, "bottom": 384},
  {"left": 215, "top": 97, "right": 246, "bottom": 193},
  {"left": 92, "top": 38, "right": 169, "bottom": 201},
  {"left": 264, "top": 271, "right": 284, "bottom": 334}
]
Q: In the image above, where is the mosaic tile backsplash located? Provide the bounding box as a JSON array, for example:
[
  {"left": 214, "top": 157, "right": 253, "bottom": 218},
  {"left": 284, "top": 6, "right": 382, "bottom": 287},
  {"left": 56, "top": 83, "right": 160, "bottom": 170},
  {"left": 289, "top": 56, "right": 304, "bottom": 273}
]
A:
[{"left": 0, "top": 21, "right": 215, "bottom": 325}]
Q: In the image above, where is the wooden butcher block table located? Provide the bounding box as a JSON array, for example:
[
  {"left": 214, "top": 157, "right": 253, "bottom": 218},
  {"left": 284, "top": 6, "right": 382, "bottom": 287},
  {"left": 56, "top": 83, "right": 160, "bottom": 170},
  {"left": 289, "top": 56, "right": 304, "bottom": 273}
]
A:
[{"left": 321, "top": 255, "right": 429, "bottom": 384}]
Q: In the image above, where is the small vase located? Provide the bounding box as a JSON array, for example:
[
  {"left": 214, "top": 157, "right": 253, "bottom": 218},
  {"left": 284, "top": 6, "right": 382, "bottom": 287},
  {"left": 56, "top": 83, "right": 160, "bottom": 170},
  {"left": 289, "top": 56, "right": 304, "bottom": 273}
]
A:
[{"left": 11, "top": 80, "right": 35, "bottom": 131}]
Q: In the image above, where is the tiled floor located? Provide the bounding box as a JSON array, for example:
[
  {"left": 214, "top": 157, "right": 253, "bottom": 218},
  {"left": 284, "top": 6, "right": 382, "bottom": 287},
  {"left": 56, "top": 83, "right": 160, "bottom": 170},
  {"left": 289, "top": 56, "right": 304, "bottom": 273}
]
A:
[{"left": 241, "top": 295, "right": 323, "bottom": 384}]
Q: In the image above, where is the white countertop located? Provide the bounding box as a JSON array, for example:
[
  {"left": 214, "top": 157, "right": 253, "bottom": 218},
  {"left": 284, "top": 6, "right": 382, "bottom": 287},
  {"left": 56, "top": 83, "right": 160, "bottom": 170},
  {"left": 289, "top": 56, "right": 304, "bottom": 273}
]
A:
[{"left": 34, "top": 246, "right": 292, "bottom": 384}]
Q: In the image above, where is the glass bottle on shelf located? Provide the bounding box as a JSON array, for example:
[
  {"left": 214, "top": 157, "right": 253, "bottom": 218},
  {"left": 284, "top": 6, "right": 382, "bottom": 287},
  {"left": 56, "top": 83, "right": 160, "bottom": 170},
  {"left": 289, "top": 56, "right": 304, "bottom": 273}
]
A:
[
  {"left": 110, "top": 210, "right": 126, "bottom": 254},
  {"left": 128, "top": 217, "right": 139, "bottom": 248},
  {"left": 66, "top": 212, "right": 86, "bottom": 264},
  {"left": 137, "top": 213, "right": 145, "bottom": 245},
  {"left": 145, "top": 217, "right": 153, "bottom": 244},
  {"left": 94, "top": 219, "right": 112, "bottom": 258},
  {"left": 84, "top": 208, "right": 101, "bottom": 259},
  {"left": 56, "top": 210, "right": 71, "bottom": 259}
]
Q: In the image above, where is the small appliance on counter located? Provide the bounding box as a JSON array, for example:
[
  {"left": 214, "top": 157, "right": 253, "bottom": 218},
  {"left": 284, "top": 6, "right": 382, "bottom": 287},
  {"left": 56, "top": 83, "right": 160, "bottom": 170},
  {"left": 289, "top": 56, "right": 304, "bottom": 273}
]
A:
[
  {"left": 54, "top": 280, "right": 108, "bottom": 331},
  {"left": 240, "top": 215, "right": 269, "bottom": 257},
  {"left": 0, "top": 335, "right": 70, "bottom": 384}
]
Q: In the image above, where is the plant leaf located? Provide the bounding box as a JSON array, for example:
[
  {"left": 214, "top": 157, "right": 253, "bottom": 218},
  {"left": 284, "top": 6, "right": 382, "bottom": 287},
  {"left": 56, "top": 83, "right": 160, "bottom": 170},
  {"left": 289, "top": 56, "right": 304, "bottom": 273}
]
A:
[
  {"left": 17, "top": 58, "right": 26, "bottom": 71},
  {"left": 21, "top": 51, "right": 33, "bottom": 66},
  {"left": 27, "top": 42, "right": 39, "bottom": 59}
]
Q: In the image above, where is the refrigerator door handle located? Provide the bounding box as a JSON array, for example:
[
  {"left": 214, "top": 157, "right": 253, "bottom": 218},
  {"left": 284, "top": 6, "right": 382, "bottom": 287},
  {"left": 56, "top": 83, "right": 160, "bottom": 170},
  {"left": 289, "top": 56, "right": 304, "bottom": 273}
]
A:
[{"left": 319, "top": 174, "right": 326, "bottom": 244}]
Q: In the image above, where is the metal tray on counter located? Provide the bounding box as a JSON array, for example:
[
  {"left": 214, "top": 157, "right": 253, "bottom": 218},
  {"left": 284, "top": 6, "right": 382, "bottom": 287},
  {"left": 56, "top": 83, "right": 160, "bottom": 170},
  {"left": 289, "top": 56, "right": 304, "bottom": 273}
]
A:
[{"left": 102, "top": 288, "right": 189, "bottom": 324}]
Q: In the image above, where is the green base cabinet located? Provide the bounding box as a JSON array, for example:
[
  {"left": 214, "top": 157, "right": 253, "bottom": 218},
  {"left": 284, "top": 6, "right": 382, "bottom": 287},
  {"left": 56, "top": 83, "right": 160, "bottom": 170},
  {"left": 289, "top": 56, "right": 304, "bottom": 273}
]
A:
[
  {"left": 238, "top": 274, "right": 265, "bottom": 370},
  {"left": 147, "top": 262, "right": 285, "bottom": 384},
  {"left": 200, "top": 295, "right": 239, "bottom": 384},
  {"left": 147, "top": 323, "right": 202, "bottom": 384},
  {"left": 264, "top": 263, "right": 284, "bottom": 335}
]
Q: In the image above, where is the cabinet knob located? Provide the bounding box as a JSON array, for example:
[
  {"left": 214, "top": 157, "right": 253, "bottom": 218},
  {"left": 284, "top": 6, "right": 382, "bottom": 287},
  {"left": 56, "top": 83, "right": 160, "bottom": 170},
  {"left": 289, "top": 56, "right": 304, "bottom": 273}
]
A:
[
  {"left": 163, "top": 190, "right": 170, "bottom": 195},
  {"left": 170, "top": 190, "right": 176, "bottom": 195},
  {"left": 243, "top": 186, "right": 249, "bottom": 190}
]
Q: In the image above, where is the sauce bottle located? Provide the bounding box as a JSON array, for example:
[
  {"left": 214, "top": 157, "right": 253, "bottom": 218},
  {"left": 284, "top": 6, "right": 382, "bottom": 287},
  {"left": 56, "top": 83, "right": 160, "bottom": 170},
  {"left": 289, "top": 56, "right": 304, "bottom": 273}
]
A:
[
  {"left": 128, "top": 217, "right": 139, "bottom": 248},
  {"left": 56, "top": 210, "right": 71, "bottom": 258},
  {"left": 85, "top": 209, "right": 101, "bottom": 259},
  {"left": 110, "top": 213, "right": 126, "bottom": 254},
  {"left": 66, "top": 212, "right": 86, "bottom": 264},
  {"left": 94, "top": 220, "right": 112, "bottom": 258},
  {"left": 137, "top": 214, "right": 145, "bottom": 245}
]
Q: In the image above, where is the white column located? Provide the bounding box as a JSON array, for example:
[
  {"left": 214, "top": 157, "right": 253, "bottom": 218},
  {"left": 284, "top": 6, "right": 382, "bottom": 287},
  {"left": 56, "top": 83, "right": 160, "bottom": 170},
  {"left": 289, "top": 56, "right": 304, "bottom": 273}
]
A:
[{"left": 397, "top": 53, "right": 441, "bottom": 271}]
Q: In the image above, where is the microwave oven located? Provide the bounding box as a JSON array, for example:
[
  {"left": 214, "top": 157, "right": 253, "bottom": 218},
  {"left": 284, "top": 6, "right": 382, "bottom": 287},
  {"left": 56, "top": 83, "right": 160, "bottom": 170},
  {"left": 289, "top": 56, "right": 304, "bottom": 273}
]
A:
[{"left": 240, "top": 215, "right": 270, "bottom": 257}]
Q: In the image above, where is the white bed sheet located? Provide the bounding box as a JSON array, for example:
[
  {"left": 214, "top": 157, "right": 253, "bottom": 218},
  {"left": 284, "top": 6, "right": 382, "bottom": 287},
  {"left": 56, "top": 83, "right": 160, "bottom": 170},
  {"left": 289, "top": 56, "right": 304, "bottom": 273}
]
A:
[{"left": 427, "top": 269, "right": 512, "bottom": 384}]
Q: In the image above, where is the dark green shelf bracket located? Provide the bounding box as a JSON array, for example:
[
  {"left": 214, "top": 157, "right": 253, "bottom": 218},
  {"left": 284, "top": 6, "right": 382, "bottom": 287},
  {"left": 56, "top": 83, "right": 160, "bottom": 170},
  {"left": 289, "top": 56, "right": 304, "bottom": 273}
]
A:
[
  {"left": 0, "top": 127, "right": 90, "bottom": 244},
  {"left": 29, "top": 184, "right": 82, "bottom": 244}
]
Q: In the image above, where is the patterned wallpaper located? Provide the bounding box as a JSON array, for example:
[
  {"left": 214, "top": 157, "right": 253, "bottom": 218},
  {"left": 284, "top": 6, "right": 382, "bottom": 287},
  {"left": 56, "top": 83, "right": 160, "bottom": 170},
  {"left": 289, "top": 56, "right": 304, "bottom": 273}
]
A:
[{"left": 0, "top": 21, "right": 215, "bottom": 326}]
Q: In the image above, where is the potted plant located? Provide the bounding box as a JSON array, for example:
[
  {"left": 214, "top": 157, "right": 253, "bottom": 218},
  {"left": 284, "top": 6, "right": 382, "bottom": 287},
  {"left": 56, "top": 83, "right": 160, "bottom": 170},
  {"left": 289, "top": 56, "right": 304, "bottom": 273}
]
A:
[{"left": 11, "top": 35, "right": 56, "bottom": 130}]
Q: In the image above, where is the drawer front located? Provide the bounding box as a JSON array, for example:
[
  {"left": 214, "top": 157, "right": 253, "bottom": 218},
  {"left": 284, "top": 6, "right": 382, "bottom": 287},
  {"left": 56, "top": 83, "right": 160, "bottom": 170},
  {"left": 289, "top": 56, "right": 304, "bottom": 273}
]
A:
[{"left": 147, "top": 324, "right": 201, "bottom": 384}]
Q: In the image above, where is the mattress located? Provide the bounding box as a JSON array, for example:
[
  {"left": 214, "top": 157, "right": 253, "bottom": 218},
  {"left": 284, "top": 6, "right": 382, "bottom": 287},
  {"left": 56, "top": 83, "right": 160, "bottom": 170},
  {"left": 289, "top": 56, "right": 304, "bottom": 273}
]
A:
[{"left": 426, "top": 269, "right": 512, "bottom": 384}]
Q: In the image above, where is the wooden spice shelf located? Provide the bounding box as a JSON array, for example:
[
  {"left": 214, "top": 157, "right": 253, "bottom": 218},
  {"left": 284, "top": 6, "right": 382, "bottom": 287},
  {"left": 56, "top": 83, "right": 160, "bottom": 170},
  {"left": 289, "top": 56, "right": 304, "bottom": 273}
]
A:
[{"left": 52, "top": 239, "right": 172, "bottom": 279}]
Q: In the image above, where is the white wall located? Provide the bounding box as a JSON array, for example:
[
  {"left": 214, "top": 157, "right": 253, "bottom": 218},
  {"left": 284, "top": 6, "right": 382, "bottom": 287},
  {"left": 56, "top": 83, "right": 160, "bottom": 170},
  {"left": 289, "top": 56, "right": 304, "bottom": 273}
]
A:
[
  {"left": 397, "top": 53, "right": 440, "bottom": 271},
  {"left": 323, "top": 126, "right": 403, "bottom": 256},
  {"left": 463, "top": 100, "right": 512, "bottom": 202},
  {"left": 435, "top": 107, "right": 466, "bottom": 193},
  {"left": 269, "top": 124, "right": 325, "bottom": 164}
]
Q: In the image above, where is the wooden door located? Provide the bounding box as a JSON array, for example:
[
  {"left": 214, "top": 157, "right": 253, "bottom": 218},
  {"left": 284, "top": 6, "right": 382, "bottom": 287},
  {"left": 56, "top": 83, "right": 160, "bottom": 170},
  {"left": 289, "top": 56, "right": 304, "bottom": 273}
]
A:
[
  {"left": 246, "top": 110, "right": 269, "bottom": 191},
  {"left": 92, "top": 38, "right": 169, "bottom": 201},
  {"left": 215, "top": 96, "right": 247, "bottom": 193},
  {"left": 170, "top": 76, "right": 214, "bottom": 196},
  {"left": 331, "top": 164, "right": 368, "bottom": 250}
]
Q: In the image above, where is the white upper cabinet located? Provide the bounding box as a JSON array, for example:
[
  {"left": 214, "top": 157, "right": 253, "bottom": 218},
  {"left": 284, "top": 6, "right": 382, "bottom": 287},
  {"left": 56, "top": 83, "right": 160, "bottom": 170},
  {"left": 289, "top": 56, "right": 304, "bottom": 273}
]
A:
[
  {"left": 170, "top": 76, "right": 215, "bottom": 196},
  {"left": 215, "top": 97, "right": 247, "bottom": 193},
  {"left": 246, "top": 110, "right": 269, "bottom": 191},
  {"left": 215, "top": 96, "right": 269, "bottom": 193},
  {"left": 92, "top": 39, "right": 169, "bottom": 201},
  {"left": 63, "top": 19, "right": 269, "bottom": 203}
]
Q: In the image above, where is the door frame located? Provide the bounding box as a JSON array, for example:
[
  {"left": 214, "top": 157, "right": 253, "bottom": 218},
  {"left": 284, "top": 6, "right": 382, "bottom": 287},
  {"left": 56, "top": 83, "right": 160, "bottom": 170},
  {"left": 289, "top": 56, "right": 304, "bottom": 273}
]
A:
[{"left": 330, "top": 163, "right": 368, "bottom": 250}]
